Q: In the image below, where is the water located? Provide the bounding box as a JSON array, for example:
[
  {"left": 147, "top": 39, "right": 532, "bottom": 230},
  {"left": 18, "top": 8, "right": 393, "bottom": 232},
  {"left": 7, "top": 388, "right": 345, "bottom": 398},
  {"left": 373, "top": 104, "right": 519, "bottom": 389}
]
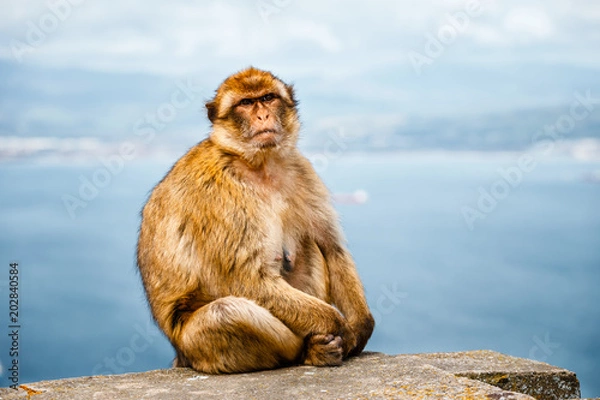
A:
[{"left": 0, "top": 153, "right": 598, "bottom": 396}]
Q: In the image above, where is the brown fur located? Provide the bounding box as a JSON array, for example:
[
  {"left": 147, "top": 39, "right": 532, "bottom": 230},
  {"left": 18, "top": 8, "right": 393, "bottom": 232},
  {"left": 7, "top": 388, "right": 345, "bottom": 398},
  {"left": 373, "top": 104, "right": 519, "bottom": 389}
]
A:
[{"left": 137, "top": 67, "right": 374, "bottom": 374}]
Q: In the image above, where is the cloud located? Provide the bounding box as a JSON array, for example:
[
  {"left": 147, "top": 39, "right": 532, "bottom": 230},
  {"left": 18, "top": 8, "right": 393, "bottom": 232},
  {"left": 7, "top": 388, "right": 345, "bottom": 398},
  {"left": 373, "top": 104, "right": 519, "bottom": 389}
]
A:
[
  {"left": 462, "top": 5, "right": 555, "bottom": 47},
  {"left": 504, "top": 7, "right": 554, "bottom": 39},
  {"left": 1, "top": 1, "right": 345, "bottom": 75},
  {"left": 313, "top": 113, "right": 407, "bottom": 139},
  {"left": 5, "top": 134, "right": 599, "bottom": 164},
  {"left": 0, "top": 135, "right": 103, "bottom": 159},
  {"left": 1, "top": 0, "right": 599, "bottom": 149},
  {"left": 1, "top": 0, "right": 599, "bottom": 77}
]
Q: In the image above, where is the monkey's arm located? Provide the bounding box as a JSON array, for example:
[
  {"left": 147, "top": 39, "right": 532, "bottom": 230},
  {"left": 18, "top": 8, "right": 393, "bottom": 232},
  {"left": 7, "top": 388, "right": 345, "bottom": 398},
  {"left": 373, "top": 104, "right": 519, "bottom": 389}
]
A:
[
  {"left": 318, "top": 238, "right": 374, "bottom": 357},
  {"left": 225, "top": 268, "right": 352, "bottom": 341},
  {"left": 294, "top": 156, "right": 374, "bottom": 357}
]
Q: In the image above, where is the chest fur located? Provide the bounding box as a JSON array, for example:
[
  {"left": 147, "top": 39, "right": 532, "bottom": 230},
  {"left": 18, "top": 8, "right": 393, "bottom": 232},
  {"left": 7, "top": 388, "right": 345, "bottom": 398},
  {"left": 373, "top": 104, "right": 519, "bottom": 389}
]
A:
[{"left": 260, "top": 191, "right": 329, "bottom": 301}]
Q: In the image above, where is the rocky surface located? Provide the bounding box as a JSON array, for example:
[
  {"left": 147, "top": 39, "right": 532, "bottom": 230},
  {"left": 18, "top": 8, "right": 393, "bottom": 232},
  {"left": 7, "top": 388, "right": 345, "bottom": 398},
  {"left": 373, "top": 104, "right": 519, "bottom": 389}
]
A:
[{"left": 0, "top": 351, "right": 582, "bottom": 400}]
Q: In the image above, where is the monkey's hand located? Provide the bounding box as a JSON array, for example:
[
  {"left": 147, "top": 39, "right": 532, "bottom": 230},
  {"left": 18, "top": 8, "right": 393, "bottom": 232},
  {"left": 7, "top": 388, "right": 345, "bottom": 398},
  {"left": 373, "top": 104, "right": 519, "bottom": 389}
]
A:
[
  {"left": 319, "top": 306, "right": 356, "bottom": 359},
  {"left": 300, "top": 306, "right": 356, "bottom": 364},
  {"left": 303, "top": 334, "right": 343, "bottom": 366},
  {"left": 303, "top": 322, "right": 358, "bottom": 365}
]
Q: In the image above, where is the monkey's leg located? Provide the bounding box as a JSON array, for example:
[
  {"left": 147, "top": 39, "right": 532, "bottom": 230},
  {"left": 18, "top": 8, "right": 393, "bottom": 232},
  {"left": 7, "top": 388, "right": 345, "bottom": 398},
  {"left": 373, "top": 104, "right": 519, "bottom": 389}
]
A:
[{"left": 174, "top": 296, "right": 303, "bottom": 374}]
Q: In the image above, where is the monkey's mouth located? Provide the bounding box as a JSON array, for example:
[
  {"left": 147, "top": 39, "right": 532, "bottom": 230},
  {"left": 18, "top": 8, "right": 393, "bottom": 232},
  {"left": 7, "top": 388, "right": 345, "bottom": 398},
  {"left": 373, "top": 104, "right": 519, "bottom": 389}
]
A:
[
  {"left": 253, "top": 129, "right": 278, "bottom": 137},
  {"left": 251, "top": 129, "right": 280, "bottom": 148}
]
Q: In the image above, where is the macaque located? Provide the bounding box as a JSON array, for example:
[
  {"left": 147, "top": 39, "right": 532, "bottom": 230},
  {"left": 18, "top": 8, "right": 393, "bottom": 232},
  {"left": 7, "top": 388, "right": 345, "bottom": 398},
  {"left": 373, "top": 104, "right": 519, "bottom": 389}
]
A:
[{"left": 137, "top": 67, "right": 374, "bottom": 374}]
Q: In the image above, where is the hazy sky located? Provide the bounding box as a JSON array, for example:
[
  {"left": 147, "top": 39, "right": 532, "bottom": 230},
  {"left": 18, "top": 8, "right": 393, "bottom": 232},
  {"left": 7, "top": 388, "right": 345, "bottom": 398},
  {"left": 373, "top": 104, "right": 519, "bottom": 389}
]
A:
[{"left": 1, "top": 0, "right": 600, "bottom": 152}]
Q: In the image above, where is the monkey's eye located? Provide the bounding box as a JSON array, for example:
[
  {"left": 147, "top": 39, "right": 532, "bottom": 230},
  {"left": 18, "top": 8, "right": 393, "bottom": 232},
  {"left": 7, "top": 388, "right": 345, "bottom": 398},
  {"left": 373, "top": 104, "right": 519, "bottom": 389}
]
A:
[
  {"left": 260, "top": 93, "right": 276, "bottom": 102},
  {"left": 239, "top": 98, "right": 254, "bottom": 106}
]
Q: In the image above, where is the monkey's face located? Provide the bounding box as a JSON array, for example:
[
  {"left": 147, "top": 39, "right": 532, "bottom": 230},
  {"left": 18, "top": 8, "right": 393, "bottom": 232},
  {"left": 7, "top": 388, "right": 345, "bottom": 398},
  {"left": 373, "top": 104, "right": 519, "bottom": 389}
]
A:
[
  {"left": 231, "top": 93, "right": 285, "bottom": 148},
  {"left": 207, "top": 68, "right": 301, "bottom": 157}
]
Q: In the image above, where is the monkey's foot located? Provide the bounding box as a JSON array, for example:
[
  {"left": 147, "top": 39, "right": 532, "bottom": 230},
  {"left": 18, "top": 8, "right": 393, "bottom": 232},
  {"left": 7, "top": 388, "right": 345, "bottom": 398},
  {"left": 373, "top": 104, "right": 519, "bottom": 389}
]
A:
[{"left": 302, "top": 334, "right": 343, "bottom": 366}]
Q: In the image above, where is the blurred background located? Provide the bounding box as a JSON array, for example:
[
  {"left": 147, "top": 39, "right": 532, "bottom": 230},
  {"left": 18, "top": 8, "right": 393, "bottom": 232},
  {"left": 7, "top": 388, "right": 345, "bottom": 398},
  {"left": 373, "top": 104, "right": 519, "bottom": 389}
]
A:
[{"left": 0, "top": 0, "right": 599, "bottom": 396}]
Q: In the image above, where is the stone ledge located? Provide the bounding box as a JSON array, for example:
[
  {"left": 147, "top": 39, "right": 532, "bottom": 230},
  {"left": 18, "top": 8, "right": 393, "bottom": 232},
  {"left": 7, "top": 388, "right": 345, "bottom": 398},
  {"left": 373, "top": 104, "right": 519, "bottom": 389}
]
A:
[
  {"left": 0, "top": 351, "right": 581, "bottom": 400},
  {"left": 417, "top": 350, "right": 581, "bottom": 400}
]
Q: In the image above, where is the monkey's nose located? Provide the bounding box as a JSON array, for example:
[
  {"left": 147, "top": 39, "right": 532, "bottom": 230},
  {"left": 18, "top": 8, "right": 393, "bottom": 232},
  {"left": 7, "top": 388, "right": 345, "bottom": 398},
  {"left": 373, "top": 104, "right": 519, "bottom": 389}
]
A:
[{"left": 257, "top": 112, "right": 269, "bottom": 121}]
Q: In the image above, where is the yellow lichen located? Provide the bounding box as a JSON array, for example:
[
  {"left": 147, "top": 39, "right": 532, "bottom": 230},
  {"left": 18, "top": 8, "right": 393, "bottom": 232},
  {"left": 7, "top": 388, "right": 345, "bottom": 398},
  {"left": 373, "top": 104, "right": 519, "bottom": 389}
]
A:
[{"left": 18, "top": 384, "right": 43, "bottom": 398}]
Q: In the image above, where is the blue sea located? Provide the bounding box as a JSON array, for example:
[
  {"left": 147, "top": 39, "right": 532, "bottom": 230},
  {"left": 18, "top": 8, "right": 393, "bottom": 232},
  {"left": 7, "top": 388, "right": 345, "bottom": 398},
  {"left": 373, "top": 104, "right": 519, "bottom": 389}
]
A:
[{"left": 0, "top": 152, "right": 599, "bottom": 397}]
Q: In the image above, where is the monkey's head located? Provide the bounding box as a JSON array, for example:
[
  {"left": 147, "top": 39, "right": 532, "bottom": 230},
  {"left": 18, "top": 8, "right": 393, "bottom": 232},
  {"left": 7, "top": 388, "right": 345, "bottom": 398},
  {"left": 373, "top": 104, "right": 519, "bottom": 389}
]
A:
[{"left": 206, "top": 67, "right": 300, "bottom": 163}]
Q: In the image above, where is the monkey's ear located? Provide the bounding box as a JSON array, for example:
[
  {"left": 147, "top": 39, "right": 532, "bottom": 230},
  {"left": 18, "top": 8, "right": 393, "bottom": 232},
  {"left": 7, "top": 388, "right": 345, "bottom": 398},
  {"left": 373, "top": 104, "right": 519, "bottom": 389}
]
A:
[
  {"left": 285, "top": 84, "right": 298, "bottom": 107},
  {"left": 206, "top": 101, "right": 217, "bottom": 123}
]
